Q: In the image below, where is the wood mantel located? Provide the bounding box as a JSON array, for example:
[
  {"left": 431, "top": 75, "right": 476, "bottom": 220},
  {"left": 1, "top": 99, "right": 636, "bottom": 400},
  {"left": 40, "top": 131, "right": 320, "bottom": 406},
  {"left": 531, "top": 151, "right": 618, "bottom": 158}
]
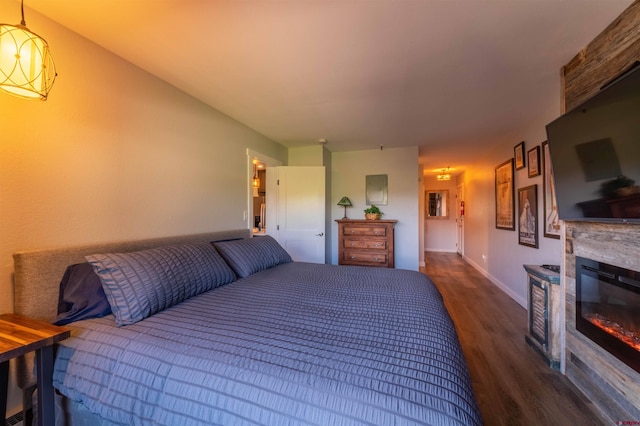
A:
[{"left": 562, "top": 1, "right": 640, "bottom": 112}]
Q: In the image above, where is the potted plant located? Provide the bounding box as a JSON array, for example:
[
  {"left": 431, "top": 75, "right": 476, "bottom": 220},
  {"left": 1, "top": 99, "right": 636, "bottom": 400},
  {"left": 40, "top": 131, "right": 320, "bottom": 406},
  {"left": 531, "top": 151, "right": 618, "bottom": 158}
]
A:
[
  {"left": 364, "top": 205, "right": 383, "bottom": 220},
  {"left": 600, "top": 175, "right": 639, "bottom": 198}
]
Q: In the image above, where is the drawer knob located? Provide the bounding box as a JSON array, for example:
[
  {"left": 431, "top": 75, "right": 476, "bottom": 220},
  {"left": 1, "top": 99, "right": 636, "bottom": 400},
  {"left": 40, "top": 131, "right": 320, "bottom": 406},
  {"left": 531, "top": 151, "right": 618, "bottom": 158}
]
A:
[{"left": 350, "top": 256, "right": 355, "bottom": 259}]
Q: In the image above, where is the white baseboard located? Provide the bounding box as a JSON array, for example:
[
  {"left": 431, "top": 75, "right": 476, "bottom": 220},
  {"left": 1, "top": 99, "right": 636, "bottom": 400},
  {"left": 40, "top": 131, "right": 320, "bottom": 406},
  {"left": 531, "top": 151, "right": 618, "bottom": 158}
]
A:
[
  {"left": 425, "top": 249, "right": 458, "bottom": 253},
  {"left": 462, "top": 255, "right": 527, "bottom": 308}
]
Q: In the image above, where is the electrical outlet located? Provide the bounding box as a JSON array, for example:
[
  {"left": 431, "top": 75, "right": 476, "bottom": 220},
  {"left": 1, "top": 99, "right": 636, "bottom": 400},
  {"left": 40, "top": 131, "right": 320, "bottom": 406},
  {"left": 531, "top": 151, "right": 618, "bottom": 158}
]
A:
[
  {"left": 482, "top": 254, "right": 487, "bottom": 263},
  {"left": 243, "top": 210, "right": 247, "bottom": 221}
]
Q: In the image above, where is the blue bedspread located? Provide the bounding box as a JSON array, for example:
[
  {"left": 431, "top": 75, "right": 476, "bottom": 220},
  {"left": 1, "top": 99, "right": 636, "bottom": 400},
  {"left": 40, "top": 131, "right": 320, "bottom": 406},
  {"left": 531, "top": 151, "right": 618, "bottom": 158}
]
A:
[{"left": 53, "top": 262, "right": 482, "bottom": 425}]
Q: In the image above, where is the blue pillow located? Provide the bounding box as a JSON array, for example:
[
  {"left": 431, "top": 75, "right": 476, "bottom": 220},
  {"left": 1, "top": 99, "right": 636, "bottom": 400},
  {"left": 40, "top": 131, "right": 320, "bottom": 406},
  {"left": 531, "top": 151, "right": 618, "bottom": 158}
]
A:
[
  {"left": 213, "top": 236, "right": 292, "bottom": 278},
  {"left": 53, "top": 263, "right": 112, "bottom": 326},
  {"left": 86, "top": 242, "right": 236, "bottom": 326}
]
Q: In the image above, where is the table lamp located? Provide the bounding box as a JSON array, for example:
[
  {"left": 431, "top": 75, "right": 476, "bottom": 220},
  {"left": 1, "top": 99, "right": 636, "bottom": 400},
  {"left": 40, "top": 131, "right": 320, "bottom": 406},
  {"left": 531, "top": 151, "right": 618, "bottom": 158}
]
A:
[{"left": 337, "top": 196, "right": 352, "bottom": 219}]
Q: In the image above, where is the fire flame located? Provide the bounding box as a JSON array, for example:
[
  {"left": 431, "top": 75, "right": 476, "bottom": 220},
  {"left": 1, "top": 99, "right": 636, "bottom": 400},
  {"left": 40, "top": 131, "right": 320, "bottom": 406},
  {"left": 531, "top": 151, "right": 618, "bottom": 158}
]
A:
[{"left": 585, "top": 314, "right": 640, "bottom": 352}]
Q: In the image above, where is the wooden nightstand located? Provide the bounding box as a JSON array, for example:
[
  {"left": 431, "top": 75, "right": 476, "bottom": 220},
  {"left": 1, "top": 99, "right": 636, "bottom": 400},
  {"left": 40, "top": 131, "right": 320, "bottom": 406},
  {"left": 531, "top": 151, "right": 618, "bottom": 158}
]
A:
[{"left": 0, "top": 314, "right": 70, "bottom": 426}]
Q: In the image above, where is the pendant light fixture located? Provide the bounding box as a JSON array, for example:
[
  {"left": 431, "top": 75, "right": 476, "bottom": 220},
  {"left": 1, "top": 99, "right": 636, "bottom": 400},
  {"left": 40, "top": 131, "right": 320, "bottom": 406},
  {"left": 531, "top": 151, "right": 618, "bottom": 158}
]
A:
[
  {"left": 0, "top": 0, "right": 56, "bottom": 100},
  {"left": 252, "top": 161, "right": 261, "bottom": 189}
]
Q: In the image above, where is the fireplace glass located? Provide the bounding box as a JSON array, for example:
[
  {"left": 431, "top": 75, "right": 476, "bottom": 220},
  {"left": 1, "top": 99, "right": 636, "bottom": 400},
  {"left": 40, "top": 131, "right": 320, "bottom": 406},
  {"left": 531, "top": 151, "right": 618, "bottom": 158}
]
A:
[{"left": 576, "top": 256, "right": 640, "bottom": 373}]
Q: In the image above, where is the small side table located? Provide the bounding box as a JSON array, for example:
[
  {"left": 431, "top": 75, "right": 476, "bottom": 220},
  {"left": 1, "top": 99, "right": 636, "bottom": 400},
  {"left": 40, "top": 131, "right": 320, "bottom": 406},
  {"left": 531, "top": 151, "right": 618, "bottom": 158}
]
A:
[
  {"left": 0, "top": 314, "right": 70, "bottom": 426},
  {"left": 523, "top": 265, "right": 561, "bottom": 370}
]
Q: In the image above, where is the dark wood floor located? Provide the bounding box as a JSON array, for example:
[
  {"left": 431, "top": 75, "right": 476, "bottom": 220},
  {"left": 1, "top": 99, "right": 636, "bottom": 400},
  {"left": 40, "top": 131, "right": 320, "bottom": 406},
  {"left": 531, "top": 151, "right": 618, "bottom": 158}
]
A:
[{"left": 422, "top": 252, "right": 604, "bottom": 426}]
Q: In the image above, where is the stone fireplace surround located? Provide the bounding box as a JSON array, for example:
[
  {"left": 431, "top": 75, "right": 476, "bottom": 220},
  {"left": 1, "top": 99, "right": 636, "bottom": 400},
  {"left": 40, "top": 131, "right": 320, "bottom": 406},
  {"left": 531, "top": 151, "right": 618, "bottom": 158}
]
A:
[
  {"left": 574, "top": 256, "right": 640, "bottom": 375},
  {"left": 564, "top": 223, "right": 640, "bottom": 422},
  {"left": 559, "top": 2, "right": 640, "bottom": 422}
]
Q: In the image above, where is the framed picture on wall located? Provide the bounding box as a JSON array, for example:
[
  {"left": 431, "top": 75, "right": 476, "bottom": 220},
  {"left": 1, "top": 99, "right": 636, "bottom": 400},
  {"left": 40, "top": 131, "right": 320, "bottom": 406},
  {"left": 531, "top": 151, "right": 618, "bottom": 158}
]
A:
[
  {"left": 365, "top": 174, "right": 388, "bottom": 205},
  {"left": 514, "top": 141, "right": 526, "bottom": 170},
  {"left": 542, "top": 141, "right": 561, "bottom": 239},
  {"left": 495, "top": 159, "right": 515, "bottom": 230},
  {"left": 528, "top": 145, "right": 541, "bottom": 178},
  {"left": 518, "top": 184, "right": 539, "bottom": 248}
]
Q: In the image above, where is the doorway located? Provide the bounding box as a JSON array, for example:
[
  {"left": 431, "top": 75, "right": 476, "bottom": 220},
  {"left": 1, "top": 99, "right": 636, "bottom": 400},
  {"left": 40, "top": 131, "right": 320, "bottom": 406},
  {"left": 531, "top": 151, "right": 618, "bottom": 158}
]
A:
[
  {"left": 251, "top": 160, "right": 266, "bottom": 232},
  {"left": 456, "top": 183, "right": 464, "bottom": 256},
  {"left": 271, "top": 166, "right": 326, "bottom": 263},
  {"left": 246, "top": 149, "right": 282, "bottom": 235}
]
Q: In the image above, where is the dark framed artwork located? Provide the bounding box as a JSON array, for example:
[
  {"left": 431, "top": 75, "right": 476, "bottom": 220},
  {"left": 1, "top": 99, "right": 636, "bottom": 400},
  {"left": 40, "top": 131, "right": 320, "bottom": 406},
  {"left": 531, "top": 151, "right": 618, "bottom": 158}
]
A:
[
  {"left": 495, "top": 159, "right": 515, "bottom": 230},
  {"left": 542, "top": 141, "right": 561, "bottom": 239},
  {"left": 514, "top": 141, "right": 525, "bottom": 170},
  {"left": 518, "top": 184, "right": 538, "bottom": 248},
  {"left": 528, "top": 145, "right": 541, "bottom": 178}
]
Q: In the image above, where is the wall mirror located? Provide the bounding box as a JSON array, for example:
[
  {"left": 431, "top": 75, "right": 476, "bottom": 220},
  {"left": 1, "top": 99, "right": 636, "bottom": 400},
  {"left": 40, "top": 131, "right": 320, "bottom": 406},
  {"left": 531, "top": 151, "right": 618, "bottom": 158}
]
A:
[
  {"left": 425, "top": 189, "right": 449, "bottom": 219},
  {"left": 366, "top": 174, "right": 388, "bottom": 205}
]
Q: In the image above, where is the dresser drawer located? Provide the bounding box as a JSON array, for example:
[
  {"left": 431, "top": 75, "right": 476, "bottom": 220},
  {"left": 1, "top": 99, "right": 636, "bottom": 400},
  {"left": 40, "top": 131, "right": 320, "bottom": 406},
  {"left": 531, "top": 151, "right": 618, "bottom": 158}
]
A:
[
  {"left": 343, "top": 226, "right": 387, "bottom": 236},
  {"left": 343, "top": 239, "right": 387, "bottom": 250},
  {"left": 342, "top": 251, "right": 387, "bottom": 264}
]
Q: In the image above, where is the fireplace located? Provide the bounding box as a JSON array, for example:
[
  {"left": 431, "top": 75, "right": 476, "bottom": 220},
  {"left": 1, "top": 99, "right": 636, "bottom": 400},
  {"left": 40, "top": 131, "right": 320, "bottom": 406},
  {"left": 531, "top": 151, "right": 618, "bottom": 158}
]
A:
[{"left": 576, "top": 256, "right": 640, "bottom": 374}]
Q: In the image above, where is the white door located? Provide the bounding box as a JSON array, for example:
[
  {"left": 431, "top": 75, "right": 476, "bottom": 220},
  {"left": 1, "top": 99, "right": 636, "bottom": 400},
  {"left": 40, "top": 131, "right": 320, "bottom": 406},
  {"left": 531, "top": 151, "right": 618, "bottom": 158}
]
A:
[
  {"left": 268, "top": 166, "right": 326, "bottom": 263},
  {"left": 456, "top": 183, "right": 464, "bottom": 256}
]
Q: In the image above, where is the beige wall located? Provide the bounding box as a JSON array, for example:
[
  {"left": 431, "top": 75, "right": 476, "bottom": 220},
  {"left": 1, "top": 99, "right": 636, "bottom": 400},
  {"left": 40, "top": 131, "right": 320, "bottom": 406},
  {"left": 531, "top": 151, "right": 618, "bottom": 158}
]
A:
[
  {"left": 459, "top": 103, "right": 563, "bottom": 307},
  {"left": 0, "top": 4, "right": 286, "bottom": 412},
  {"left": 331, "top": 147, "right": 420, "bottom": 270}
]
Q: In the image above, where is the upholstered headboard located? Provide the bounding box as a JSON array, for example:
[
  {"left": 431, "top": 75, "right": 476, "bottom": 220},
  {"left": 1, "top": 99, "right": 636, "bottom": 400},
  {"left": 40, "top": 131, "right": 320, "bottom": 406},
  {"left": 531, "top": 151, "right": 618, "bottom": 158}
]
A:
[{"left": 13, "top": 229, "right": 251, "bottom": 322}]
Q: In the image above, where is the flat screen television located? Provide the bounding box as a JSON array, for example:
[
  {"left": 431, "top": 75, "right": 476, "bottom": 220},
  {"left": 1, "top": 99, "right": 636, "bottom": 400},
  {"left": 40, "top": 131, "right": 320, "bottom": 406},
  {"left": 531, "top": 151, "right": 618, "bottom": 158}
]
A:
[{"left": 545, "top": 63, "right": 640, "bottom": 223}]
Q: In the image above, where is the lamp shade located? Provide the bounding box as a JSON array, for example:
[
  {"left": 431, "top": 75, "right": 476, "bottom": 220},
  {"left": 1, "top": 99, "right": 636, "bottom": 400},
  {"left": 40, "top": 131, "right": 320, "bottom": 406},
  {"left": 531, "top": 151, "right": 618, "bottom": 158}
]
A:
[
  {"left": 0, "top": 23, "right": 56, "bottom": 100},
  {"left": 337, "top": 196, "right": 352, "bottom": 219},
  {"left": 337, "top": 196, "right": 352, "bottom": 207}
]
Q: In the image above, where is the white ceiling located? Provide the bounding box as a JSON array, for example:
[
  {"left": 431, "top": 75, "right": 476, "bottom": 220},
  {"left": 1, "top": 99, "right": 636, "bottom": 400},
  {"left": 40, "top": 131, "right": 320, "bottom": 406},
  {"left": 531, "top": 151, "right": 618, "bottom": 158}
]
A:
[{"left": 23, "top": 0, "right": 633, "bottom": 174}]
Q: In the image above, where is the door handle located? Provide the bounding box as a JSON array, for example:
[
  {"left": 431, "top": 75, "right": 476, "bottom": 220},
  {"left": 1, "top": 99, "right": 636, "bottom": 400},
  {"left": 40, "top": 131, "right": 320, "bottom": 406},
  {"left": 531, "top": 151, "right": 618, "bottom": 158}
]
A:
[{"left": 315, "top": 232, "right": 324, "bottom": 237}]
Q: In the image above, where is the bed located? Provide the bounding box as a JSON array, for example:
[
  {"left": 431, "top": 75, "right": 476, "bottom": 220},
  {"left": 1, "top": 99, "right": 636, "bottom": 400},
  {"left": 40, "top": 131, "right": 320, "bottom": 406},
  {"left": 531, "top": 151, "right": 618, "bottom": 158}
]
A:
[{"left": 13, "top": 229, "right": 482, "bottom": 425}]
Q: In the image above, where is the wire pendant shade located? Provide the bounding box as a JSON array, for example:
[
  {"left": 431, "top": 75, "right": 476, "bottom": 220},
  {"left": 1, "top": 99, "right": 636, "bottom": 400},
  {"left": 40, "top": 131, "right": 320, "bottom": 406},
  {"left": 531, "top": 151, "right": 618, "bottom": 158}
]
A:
[
  {"left": 252, "top": 162, "right": 260, "bottom": 188},
  {"left": 0, "top": 23, "right": 56, "bottom": 100}
]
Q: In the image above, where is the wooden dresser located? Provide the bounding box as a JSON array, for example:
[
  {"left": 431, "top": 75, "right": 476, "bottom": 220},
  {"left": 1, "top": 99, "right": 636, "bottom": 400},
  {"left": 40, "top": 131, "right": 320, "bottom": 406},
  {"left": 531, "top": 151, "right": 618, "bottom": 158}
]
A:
[{"left": 336, "top": 219, "right": 397, "bottom": 268}]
